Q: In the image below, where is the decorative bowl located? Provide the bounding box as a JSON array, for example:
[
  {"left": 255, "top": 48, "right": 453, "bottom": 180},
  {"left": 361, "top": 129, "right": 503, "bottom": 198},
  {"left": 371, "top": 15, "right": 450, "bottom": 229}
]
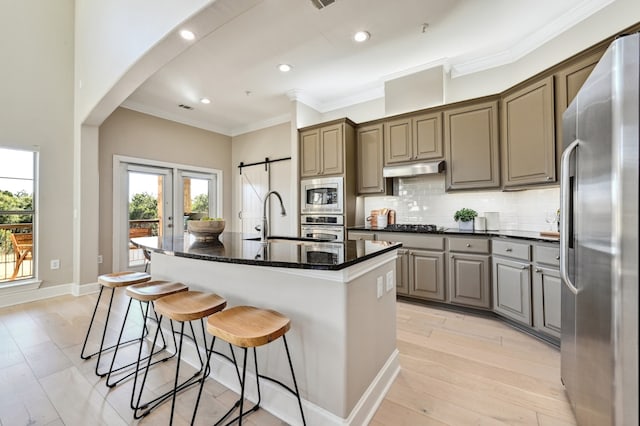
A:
[{"left": 187, "top": 219, "right": 225, "bottom": 240}]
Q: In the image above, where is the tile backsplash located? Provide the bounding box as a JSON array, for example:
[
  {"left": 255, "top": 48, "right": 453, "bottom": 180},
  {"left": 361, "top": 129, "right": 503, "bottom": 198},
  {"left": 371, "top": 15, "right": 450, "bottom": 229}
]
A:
[{"left": 362, "top": 174, "right": 560, "bottom": 232}]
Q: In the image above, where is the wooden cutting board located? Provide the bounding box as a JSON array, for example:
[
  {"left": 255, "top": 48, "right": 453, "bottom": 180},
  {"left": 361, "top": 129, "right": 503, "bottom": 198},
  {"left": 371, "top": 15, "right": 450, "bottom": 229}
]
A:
[{"left": 540, "top": 231, "right": 560, "bottom": 237}]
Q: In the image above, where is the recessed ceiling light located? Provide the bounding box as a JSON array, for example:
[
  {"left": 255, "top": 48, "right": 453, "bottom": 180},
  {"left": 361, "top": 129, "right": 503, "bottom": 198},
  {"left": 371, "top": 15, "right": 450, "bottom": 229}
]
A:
[
  {"left": 353, "top": 31, "right": 370, "bottom": 42},
  {"left": 278, "top": 63, "right": 292, "bottom": 72},
  {"left": 179, "top": 29, "right": 195, "bottom": 41},
  {"left": 200, "top": 97, "right": 211, "bottom": 104}
]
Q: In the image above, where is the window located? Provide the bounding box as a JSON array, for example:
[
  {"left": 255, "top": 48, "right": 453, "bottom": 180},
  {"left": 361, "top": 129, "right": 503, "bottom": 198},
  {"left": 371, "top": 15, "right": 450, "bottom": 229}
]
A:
[{"left": 0, "top": 147, "right": 36, "bottom": 283}]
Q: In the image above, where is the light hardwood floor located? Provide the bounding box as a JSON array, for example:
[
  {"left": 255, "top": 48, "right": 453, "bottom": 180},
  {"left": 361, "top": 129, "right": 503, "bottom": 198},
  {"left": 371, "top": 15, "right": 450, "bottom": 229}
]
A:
[{"left": 0, "top": 293, "right": 576, "bottom": 425}]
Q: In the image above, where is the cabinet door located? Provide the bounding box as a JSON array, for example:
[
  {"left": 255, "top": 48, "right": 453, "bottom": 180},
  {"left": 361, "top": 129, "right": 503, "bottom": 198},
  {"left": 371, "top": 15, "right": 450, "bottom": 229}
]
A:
[
  {"left": 410, "top": 250, "right": 445, "bottom": 301},
  {"left": 396, "top": 249, "right": 410, "bottom": 295},
  {"left": 413, "top": 112, "right": 443, "bottom": 160},
  {"left": 444, "top": 100, "right": 500, "bottom": 190},
  {"left": 384, "top": 118, "right": 412, "bottom": 164},
  {"left": 533, "top": 266, "right": 561, "bottom": 339},
  {"left": 554, "top": 49, "right": 604, "bottom": 177},
  {"left": 501, "top": 76, "right": 556, "bottom": 187},
  {"left": 300, "top": 129, "right": 320, "bottom": 177},
  {"left": 320, "top": 123, "right": 344, "bottom": 175},
  {"left": 492, "top": 257, "right": 532, "bottom": 325},
  {"left": 449, "top": 253, "right": 491, "bottom": 309},
  {"left": 357, "top": 124, "right": 386, "bottom": 194}
]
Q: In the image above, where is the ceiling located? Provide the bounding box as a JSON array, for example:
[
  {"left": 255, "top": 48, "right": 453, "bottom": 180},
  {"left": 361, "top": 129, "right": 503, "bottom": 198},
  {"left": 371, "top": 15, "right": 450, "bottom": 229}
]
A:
[{"left": 122, "top": 0, "right": 612, "bottom": 136}]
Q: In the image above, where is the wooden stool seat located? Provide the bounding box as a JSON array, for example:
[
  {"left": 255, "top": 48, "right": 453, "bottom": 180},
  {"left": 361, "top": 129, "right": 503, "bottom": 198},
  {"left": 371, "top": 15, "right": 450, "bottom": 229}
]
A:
[
  {"left": 154, "top": 290, "right": 227, "bottom": 323},
  {"left": 98, "top": 271, "right": 151, "bottom": 288},
  {"left": 207, "top": 306, "right": 291, "bottom": 348},
  {"left": 126, "top": 280, "right": 188, "bottom": 302}
]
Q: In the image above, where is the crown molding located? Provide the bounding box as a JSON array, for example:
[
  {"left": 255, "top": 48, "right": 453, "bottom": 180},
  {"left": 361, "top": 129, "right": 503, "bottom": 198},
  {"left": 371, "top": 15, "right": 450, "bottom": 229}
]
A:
[{"left": 229, "top": 113, "right": 292, "bottom": 137}]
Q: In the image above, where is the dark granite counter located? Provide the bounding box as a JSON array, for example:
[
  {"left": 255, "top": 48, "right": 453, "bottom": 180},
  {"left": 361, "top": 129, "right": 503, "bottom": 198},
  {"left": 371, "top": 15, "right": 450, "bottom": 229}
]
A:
[
  {"left": 349, "top": 226, "right": 560, "bottom": 243},
  {"left": 132, "top": 232, "right": 402, "bottom": 271}
]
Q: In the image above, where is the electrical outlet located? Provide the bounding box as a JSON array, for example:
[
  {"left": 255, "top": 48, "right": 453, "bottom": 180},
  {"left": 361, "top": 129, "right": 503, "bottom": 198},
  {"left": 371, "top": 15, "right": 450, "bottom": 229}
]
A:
[
  {"left": 50, "top": 259, "right": 60, "bottom": 270},
  {"left": 97, "top": 255, "right": 103, "bottom": 264},
  {"left": 386, "top": 270, "right": 394, "bottom": 292},
  {"left": 376, "top": 276, "right": 383, "bottom": 299}
]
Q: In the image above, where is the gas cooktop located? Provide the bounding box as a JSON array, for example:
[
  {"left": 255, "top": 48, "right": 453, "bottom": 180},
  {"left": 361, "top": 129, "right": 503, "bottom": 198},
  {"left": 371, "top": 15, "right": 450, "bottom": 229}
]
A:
[{"left": 383, "top": 224, "right": 445, "bottom": 233}]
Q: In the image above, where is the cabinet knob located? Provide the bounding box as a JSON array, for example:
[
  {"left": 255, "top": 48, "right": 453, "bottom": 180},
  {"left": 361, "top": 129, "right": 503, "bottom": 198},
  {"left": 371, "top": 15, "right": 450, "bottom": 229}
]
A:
[
  {"left": 521, "top": 265, "right": 529, "bottom": 270},
  {"left": 555, "top": 255, "right": 560, "bottom": 260},
  {"left": 466, "top": 243, "right": 471, "bottom": 247},
  {"left": 546, "top": 176, "right": 552, "bottom": 181},
  {"left": 505, "top": 248, "right": 513, "bottom": 252},
  {"left": 535, "top": 268, "right": 542, "bottom": 273}
]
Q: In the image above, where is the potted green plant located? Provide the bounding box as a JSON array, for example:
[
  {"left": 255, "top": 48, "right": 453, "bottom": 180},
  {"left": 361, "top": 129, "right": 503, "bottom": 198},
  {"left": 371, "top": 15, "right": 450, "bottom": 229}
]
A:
[{"left": 454, "top": 208, "right": 478, "bottom": 231}]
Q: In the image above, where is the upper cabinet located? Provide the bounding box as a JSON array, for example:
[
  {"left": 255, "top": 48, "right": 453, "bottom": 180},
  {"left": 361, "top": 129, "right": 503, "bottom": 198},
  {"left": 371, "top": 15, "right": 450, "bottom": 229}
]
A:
[
  {"left": 501, "top": 76, "right": 556, "bottom": 187},
  {"left": 444, "top": 100, "right": 500, "bottom": 190},
  {"left": 300, "top": 122, "right": 345, "bottom": 177},
  {"left": 383, "top": 112, "right": 443, "bottom": 165},
  {"left": 554, "top": 48, "right": 605, "bottom": 177},
  {"left": 357, "top": 124, "right": 390, "bottom": 195}
]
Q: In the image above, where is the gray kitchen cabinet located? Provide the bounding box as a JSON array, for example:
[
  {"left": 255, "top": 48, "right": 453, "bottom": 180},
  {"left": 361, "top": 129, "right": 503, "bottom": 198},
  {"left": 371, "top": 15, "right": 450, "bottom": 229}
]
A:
[
  {"left": 444, "top": 100, "right": 500, "bottom": 190},
  {"left": 299, "top": 122, "right": 345, "bottom": 177},
  {"left": 553, "top": 48, "right": 604, "bottom": 179},
  {"left": 384, "top": 112, "right": 443, "bottom": 165},
  {"left": 532, "top": 266, "right": 561, "bottom": 339},
  {"left": 347, "top": 230, "right": 375, "bottom": 241},
  {"left": 448, "top": 237, "right": 491, "bottom": 309},
  {"left": 492, "top": 256, "right": 532, "bottom": 325},
  {"left": 501, "top": 76, "right": 556, "bottom": 187},
  {"left": 396, "top": 248, "right": 410, "bottom": 295},
  {"left": 532, "top": 243, "right": 561, "bottom": 339},
  {"left": 410, "top": 249, "right": 446, "bottom": 301},
  {"left": 357, "top": 124, "right": 390, "bottom": 195}
]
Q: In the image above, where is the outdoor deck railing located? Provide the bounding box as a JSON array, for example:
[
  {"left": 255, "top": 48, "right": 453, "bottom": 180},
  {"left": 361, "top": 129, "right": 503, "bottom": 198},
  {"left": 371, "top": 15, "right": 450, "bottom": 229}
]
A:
[{"left": 0, "top": 223, "right": 33, "bottom": 282}]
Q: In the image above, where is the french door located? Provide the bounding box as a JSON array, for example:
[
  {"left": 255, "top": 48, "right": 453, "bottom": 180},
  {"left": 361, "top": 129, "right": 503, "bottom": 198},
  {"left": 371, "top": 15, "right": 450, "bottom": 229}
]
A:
[{"left": 124, "top": 164, "right": 174, "bottom": 269}]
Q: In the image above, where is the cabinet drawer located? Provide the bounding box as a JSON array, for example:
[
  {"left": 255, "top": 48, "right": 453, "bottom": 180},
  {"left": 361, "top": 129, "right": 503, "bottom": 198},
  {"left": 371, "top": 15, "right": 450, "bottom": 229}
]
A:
[
  {"left": 348, "top": 231, "right": 375, "bottom": 241},
  {"left": 448, "top": 237, "right": 490, "bottom": 254},
  {"left": 492, "top": 239, "right": 530, "bottom": 261},
  {"left": 375, "top": 232, "right": 445, "bottom": 251},
  {"left": 534, "top": 244, "right": 560, "bottom": 267}
]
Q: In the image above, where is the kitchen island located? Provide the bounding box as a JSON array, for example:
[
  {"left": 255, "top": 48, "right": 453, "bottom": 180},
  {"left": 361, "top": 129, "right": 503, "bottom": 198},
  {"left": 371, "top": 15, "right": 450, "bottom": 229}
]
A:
[{"left": 133, "top": 233, "right": 401, "bottom": 426}]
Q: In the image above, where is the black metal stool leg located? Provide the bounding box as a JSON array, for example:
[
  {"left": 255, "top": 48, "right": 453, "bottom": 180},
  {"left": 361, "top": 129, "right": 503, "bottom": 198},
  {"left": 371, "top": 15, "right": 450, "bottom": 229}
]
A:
[
  {"left": 283, "top": 335, "right": 306, "bottom": 426},
  {"left": 168, "top": 321, "right": 186, "bottom": 425},
  {"left": 94, "top": 287, "right": 116, "bottom": 377},
  {"left": 80, "top": 286, "right": 105, "bottom": 360},
  {"left": 104, "top": 297, "right": 133, "bottom": 381}
]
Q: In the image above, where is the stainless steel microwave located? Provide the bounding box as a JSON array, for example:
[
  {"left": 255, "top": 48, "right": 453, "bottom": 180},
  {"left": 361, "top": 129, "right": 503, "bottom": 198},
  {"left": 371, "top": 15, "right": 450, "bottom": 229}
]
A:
[{"left": 300, "top": 177, "right": 344, "bottom": 214}]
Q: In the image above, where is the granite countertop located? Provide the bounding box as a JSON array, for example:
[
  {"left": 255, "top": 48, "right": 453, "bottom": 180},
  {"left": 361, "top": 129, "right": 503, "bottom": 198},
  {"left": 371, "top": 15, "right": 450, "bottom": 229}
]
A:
[
  {"left": 132, "top": 232, "right": 402, "bottom": 271},
  {"left": 348, "top": 226, "right": 560, "bottom": 243}
]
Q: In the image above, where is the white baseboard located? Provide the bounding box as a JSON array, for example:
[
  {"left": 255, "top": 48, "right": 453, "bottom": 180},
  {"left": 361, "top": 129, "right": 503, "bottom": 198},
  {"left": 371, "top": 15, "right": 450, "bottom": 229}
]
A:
[{"left": 0, "top": 281, "right": 100, "bottom": 308}]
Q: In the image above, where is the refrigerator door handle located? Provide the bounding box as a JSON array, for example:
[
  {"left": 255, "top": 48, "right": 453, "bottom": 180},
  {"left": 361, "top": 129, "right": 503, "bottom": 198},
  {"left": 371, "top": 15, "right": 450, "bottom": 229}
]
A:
[{"left": 560, "top": 139, "right": 579, "bottom": 295}]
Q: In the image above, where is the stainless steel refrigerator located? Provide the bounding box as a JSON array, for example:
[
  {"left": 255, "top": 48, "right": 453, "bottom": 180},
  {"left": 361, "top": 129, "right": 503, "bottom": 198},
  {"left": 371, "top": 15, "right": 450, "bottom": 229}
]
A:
[{"left": 561, "top": 33, "right": 638, "bottom": 425}]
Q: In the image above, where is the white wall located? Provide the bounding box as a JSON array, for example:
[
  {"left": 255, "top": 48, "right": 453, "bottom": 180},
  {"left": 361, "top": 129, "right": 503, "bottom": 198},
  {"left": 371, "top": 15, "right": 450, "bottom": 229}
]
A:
[
  {"left": 1, "top": 1, "right": 75, "bottom": 289},
  {"left": 363, "top": 174, "right": 560, "bottom": 232}
]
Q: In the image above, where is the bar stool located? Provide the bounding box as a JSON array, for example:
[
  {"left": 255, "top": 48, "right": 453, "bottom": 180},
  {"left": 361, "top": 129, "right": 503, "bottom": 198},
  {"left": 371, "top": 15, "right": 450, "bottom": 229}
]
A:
[
  {"left": 133, "top": 290, "right": 228, "bottom": 423},
  {"left": 105, "top": 280, "right": 188, "bottom": 397},
  {"left": 80, "top": 271, "right": 152, "bottom": 377},
  {"left": 193, "top": 306, "right": 306, "bottom": 426}
]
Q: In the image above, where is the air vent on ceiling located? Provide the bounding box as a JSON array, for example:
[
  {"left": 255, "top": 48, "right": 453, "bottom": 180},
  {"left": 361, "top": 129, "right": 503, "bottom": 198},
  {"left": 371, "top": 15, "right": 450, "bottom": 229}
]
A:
[
  {"left": 178, "top": 104, "right": 194, "bottom": 110},
  {"left": 310, "top": 0, "right": 335, "bottom": 10}
]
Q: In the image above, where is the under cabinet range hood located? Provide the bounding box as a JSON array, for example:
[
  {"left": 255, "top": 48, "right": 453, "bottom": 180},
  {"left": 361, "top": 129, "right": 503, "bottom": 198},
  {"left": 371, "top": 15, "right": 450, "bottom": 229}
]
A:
[{"left": 382, "top": 160, "right": 445, "bottom": 178}]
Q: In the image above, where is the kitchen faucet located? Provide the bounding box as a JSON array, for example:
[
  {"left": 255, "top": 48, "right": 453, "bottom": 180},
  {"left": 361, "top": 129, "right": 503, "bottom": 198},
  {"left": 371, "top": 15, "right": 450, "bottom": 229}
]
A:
[{"left": 261, "top": 190, "right": 287, "bottom": 243}]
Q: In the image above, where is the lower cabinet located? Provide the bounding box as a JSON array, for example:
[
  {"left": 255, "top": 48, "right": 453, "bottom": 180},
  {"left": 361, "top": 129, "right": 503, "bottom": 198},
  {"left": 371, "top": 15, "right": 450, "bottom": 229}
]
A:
[
  {"left": 395, "top": 249, "right": 410, "bottom": 295},
  {"left": 532, "top": 266, "right": 561, "bottom": 339},
  {"left": 410, "top": 249, "right": 446, "bottom": 301},
  {"left": 492, "top": 257, "right": 532, "bottom": 325},
  {"left": 449, "top": 253, "right": 491, "bottom": 309}
]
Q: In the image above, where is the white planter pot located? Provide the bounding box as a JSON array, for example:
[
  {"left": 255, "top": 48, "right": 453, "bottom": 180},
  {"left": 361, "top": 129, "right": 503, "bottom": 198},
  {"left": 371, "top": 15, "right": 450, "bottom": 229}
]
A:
[{"left": 458, "top": 220, "right": 474, "bottom": 231}]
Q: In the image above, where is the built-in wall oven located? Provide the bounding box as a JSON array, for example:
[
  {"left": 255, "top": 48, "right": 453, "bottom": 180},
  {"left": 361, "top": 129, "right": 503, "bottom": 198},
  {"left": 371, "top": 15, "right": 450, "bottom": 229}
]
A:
[
  {"left": 300, "top": 176, "right": 344, "bottom": 214},
  {"left": 301, "top": 214, "right": 344, "bottom": 241}
]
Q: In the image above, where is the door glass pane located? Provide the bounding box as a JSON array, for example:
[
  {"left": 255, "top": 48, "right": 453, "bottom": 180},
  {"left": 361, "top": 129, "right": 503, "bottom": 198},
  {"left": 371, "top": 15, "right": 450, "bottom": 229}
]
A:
[
  {"left": 182, "top": 173, "right": 217, "bottom": 231},
  {"left": 0, "top": 148, "right": 35, "bottom": 282},
  {"left": 128, "top": 171, "right": 163, "bottom": 268}
]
